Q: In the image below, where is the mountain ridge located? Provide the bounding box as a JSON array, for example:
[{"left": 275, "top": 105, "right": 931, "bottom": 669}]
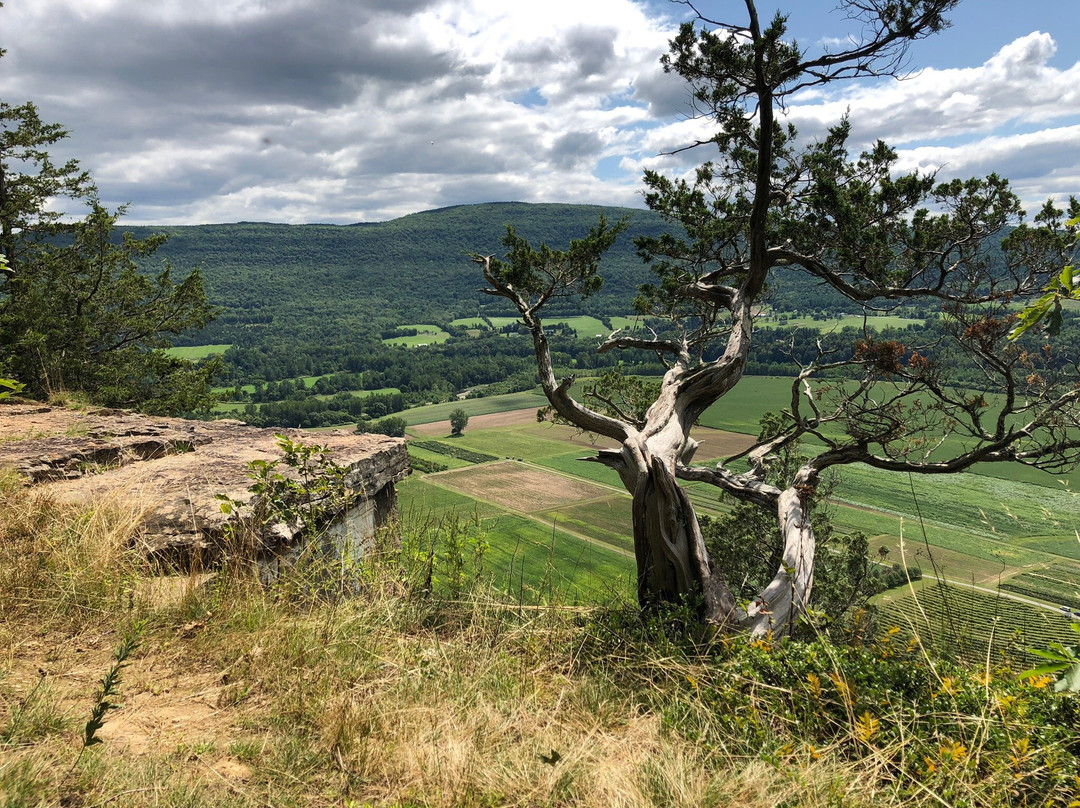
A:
[{"left": 123, "top": 202, "right": 668, "bottom": 345}]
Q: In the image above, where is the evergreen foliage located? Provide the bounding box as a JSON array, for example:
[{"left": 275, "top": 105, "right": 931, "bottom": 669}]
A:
[{"left": 0, "top": 93, "right": 217, "bottom": 412}]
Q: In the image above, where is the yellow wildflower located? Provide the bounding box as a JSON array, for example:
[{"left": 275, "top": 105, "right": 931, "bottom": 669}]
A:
[
  {"left": 1028, "top": 674, "right": 1054, "bottom": 689},
  {"left": 934, "top": 676, "right": 958, "bottom": 698}
]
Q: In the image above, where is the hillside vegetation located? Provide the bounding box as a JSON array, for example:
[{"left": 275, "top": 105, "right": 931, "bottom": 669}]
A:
[
  {"left": 127, "top": 204, "right": 671, "bottom": 344},
  {"left": 128, "top": 202, "right": 871, "bottom": 348},
  {"left": 2, "top": 470, "right": 1079, "bottom": 808}
]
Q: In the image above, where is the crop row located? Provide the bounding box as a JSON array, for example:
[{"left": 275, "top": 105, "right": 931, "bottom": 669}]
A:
[
  {"left": 1000, "top": 581, "right": 1080, "bottom": 611},
  {"left": 411, "top": 441, "right": 499, "bottom": 464},
  {"left": 879, "top": 583, "right": 1077, "bottom": 667},
  {"left": 1001, "top": 568, "right": 1080, "bottom": 611},
  {"left": 410, "top": 456, "right": 449, "bottom": 474}
]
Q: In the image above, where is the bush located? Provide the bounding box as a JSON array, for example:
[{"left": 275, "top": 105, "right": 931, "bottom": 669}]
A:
[
  {"left": 357, "top": 415, "right": 407, "bottom": 437},
  {"left": 410, "top": 456, "right": 448, "bottom": 474},
  {"left": 410, "top": 441, "right": 497, "bottom": 464}
]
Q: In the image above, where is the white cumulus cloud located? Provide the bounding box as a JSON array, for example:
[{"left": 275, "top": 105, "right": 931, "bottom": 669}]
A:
[{"left": 0, "top": 1, "right": 1075, "bottom": 223}]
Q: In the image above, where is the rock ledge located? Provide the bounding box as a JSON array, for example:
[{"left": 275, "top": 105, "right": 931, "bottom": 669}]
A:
[{"left": 0, "top": 403, "right": 410, "bottom": 564}]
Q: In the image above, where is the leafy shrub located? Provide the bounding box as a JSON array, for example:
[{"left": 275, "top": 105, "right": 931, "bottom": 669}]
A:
[{"left": 356, "top": 416, "right": 407, "bottom": 437}]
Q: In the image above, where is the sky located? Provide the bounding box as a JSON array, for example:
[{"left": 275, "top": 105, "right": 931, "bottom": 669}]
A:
[{"left": 1, "top": 0, "right": 1077, "bottom": 225}]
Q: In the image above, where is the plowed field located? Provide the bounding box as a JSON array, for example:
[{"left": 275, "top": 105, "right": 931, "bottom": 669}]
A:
[{"left": 434, "top": 460, "right": 614, "bottom": 512}]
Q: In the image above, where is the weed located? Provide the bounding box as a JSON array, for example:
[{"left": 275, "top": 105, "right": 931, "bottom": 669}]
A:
[
  {"left": 227, "top": 739, "right": 261, "bottom": 762},
  {"left": 77, "top": 621, "right": 143, "bottom": 764}
]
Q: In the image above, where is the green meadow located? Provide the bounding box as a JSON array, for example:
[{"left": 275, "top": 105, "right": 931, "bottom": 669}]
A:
[
  {"left": 382, "top": 324, "right": 451, "bottom": 347},
  {"left": 313, "top": 386, "right": 400, "bottom": 401},
  {"left": 758, "top": 314, "right": 924, "bottom": 331},
  {"left": 399, "top": 391, "right": 549, "bottom": 426},
  {"left": 483, "top": 315, "right": 644, "bottom": 336},
  {"left": 163, "top": 343, "right": 232, "bottom": 360}
]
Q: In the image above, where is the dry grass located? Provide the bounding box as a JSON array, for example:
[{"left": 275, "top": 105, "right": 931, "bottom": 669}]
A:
[
  {"left": 1, "top": 470, "right": 1077, "bottom": 808},
  {"left": 0, "top": 469, "right": 153, "bottom": 624}
]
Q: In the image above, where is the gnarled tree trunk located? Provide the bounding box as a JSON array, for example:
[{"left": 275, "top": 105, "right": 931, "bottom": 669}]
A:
[
  {"left": 591, "top": 405, "right": 815, "bottom": 634},
  {"left": 476, "top": 250, "right": 817, "bottom": 634}
]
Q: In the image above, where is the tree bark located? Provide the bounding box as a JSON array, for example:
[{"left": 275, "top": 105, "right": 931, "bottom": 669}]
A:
[
  {"left": 736, "top": 484, "right": 816, "bottom": 635},
  {"left": 628, "top": 450, "right": 737, "bottom": 623}
]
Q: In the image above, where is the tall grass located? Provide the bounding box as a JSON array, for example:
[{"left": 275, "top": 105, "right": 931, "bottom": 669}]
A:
[
  {"left": 1, "top": 473, "right": 1078, "bottom": 807},
  {"left": 0, "top": 470, "right": 150, "bottom": 623}
]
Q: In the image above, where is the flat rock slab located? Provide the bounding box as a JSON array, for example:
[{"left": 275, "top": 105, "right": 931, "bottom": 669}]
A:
[{"left": 0, "top": 403, "right": 409, "bottom": 562}]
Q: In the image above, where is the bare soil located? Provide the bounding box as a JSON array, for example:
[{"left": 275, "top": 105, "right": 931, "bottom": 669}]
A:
[
  {"left": 434, "top": 460, "right": 614, "bottom": 512},
  {"left": 0, "top": 616, "right": 249, "bottom": 780},
  {"left": 689, "top": 427, "right": 758, "bottom": 461},
  {"left": 410, "top": 408, "right": 539, "bottom": 437}
]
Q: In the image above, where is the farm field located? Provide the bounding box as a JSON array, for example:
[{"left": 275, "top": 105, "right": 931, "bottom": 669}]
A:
[
  {"left": 399, "top": 392, "right": 550, "bottom": 426},
  {"left": 696, "top": 376, "right": 1080, "bottom": 489},
  {"left": 399, "top": 389, "right": 1080, "bottom": 630},
  {"left": 461, "top": 315, "right": 644, "bottom": 335},
  {"left": 485, "top": 315, "right": 648, "bottom": 337},
  {"left": 399, "top": 475, "right": 635, "bottom": 601},
  {"left": 878, "top": 582, "right": 1079, "bottom": 665},
  {"left": 382, "top": 324, "right": 450, "bottom": 347},
  {"left": 164, "top": 343, "right": 232, "bottom": 359},
  {"left": 487, "top": 315, "right": 605, "bottom": 334},
  {"left": 432, "top": 460, "right": 615, "bottom": 512},
  {"left": 757, "top": 314, "right": 924, "bottom": 331},
  {"left": 1001, "top": 564, "right": 1080, "bottom": 611},
  {"left": 537, "top": 496, "right": 634, "bottom": 555},
  {"left": 405, "top": 442, "right": 474, "bottom": 471},
  {"left": 410, "top": 407, "right": 540, "bottom": 437}
]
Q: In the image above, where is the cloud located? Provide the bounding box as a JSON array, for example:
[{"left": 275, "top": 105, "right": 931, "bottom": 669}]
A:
[
  {"left": 0, "top": 0, "right": 682, "bottom": 223},
  {"left": 778, "top": 32, "right": 1080, "bottom": 212},
  {"left": 0, "top": 1, "right": 1075, "bottom": 224},
  {"left": 895, "top": 125, "right": 1080, "bottom": 207},
  {"left": 787, "top": 32, "right": 1080, "bottom": 145}
]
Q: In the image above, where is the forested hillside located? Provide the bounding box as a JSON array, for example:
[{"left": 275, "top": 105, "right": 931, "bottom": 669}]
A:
[
  {"left": 134, "top": 201, "right": 915, "bottom": 349},
  {"left": 127, "top": 203, "right": 676, "bottom": 345}
]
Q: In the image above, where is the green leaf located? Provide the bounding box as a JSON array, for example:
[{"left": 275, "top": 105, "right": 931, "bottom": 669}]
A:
[
  {"left": 1018, "top": 662, "right": 1069, "bottom": 679},
  {"left": 1027, "top": 648, "right": 1073, "bottom": 663},
  {"left": 1053, "top": 662, "right": 1080, "bottom": 693}
]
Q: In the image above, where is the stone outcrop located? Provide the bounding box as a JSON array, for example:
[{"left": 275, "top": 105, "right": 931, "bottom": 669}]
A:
[{"left": 0, "top": 402, "right": 410, "bottom": 566}]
